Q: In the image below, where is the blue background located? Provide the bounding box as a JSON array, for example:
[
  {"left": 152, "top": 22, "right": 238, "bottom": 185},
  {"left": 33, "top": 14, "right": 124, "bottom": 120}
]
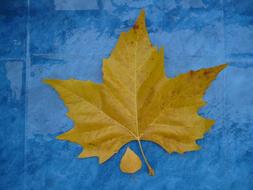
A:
[{"left": 1, "top": 0, "right": 253, "bottom": 189}]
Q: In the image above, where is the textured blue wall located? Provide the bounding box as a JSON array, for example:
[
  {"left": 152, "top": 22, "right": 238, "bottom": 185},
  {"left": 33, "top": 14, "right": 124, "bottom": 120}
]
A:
[{"left": 0, "top": 0, "right": 253, "bottom": 189}]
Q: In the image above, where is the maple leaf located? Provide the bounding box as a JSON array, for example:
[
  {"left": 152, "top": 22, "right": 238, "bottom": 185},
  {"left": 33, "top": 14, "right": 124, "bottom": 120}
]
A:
[{"left": 44, "top": 10, "right": 227, "bottom": 175}]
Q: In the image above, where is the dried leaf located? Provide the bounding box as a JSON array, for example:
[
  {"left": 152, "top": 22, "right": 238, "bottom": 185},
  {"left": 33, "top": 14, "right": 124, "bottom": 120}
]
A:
[
  {"left": 120, "top": 147, "right": 142, "bottom": 174},
  {"left": 44, "top": 10, "right": 227, "bottom": 175}
]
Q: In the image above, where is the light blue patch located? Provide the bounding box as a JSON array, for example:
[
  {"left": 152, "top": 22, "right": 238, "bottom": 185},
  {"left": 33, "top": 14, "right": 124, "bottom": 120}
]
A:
[{"left": 54, "top": 0, "right": 99, "bottom": 10}]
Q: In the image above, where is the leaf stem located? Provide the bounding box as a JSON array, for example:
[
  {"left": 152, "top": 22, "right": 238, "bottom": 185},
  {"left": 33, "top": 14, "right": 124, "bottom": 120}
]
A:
[{"left": 137, "top": 139, "right": 155, "bottom": 176}]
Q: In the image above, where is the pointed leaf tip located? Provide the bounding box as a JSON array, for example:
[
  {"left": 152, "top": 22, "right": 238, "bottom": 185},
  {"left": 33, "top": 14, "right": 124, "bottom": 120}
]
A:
[
  {"left": 134, "top": 9, "right": 146, "bottom": 30},
  {"left": 217, "top": 63, "right": 228, "bottom": 71},
  {"left": 43, "top": 79, "right": 56, "bottom": 85},
  {"left": 140, "top": 9, "right": 145, "bottom": 17},
  {"left": 43, "top": 79, "right": 49, "bottom": 84}
]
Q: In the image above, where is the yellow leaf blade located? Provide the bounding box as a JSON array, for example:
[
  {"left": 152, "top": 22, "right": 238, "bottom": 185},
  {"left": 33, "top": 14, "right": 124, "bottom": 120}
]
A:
[
  {"left": 43, "top": 79, "right": 135, "bottom": 163},
  {"left": 120, "top": 147, "right": 142, "bottom": 174},
  {"left": 141, "top": 64, "right": 227, "bottom": 153},
  {"left": 102, "top": 10, "right": 165, "bottom": 135}
]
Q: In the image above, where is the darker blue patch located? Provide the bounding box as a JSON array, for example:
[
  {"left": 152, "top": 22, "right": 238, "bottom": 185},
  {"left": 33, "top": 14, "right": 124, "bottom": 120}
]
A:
[{"left": 0, "top": 0, "right": 27, "bottom": 59}]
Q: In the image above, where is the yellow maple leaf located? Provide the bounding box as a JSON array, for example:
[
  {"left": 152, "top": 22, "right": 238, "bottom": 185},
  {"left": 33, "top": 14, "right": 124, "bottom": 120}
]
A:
[{"left": 44, "top": 10, "right": 227, "bottom": 175}]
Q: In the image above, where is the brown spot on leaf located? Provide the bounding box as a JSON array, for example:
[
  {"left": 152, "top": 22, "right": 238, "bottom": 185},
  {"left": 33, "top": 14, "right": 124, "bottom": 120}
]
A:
[
  {"left": 133, "top": 24, "right": 139, "bottom": 30},
  {"left": 204, "top": 70, "right": 211, "bottom": 75}
]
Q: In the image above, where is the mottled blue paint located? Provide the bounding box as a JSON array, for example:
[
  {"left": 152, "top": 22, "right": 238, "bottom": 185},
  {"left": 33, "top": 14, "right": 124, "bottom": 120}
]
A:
[{"left": 0, "top": 0, "right": 253, "bottom": 189}]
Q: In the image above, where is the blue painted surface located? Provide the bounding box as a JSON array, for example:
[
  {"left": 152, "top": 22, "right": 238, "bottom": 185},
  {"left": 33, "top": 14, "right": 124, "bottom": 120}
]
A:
[{"left": 1, "top": 0, "right": 253, "bottom": 189}]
